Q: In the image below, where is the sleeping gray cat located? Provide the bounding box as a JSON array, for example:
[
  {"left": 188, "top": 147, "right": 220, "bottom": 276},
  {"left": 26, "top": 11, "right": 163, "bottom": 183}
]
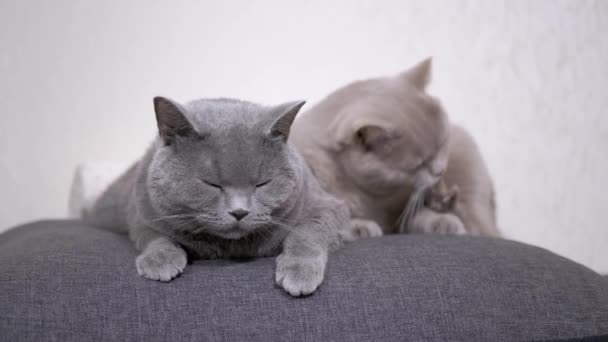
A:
[{"left": 85, "top": 97, "right": 349, "bottom": 297}]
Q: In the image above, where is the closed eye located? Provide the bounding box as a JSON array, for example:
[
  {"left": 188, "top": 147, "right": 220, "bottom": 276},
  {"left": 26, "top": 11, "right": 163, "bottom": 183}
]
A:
[
  {"left": 202, "top": 180, "right": 222, "bottom": 190},
  {"left": 256, "top": 180, "right": 271, "bottom": 188}
]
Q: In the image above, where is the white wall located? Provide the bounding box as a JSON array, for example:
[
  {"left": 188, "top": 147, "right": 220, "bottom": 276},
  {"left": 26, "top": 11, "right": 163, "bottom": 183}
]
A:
[{"left": 1, "top": 1, "right": 607, "bottom": 272}]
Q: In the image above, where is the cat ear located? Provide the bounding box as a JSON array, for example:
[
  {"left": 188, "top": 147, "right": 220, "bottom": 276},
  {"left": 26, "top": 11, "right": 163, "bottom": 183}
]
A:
[
  {"left": 269, "top": 100, "right": 306, "bottom": 141},
  {"left": 401, "top": 57, "right": 432, "bottom": 89},
  {"left": 354, "top": 125, "right": 392, "bottom": 150},
  {"left": 153, "top": 96, "right": 194, "bottom": 144}
]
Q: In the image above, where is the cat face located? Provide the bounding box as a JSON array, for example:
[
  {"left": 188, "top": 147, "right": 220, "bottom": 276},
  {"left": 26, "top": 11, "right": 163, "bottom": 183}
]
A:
[
  {"left": 148, "top": 97, "right": 305, "bottom": 239},
  {"left": 329, "top": 59, "right": 450, "bottom": 196}
]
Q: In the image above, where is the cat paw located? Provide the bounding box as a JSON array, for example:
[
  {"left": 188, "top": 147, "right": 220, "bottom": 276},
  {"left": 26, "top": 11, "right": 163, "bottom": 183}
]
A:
[
  {"left": 275, "top": 254, "right": 326, "bottom": 297},
  {"left": 349, "top": 219, "right": 383, "bottom": 239},
  {"left": 136, "top": 242, "right": 187, "bottom": 282},
  {"left": 427, "top": 213, "right": 466, "bottom": 235},
  {"left": 340, "top": 219, "right": 383, "bottom": 242}
]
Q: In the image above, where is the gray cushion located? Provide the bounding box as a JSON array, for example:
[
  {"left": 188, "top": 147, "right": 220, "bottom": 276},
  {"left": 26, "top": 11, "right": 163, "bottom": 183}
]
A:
[{"left": 0, "top": 220, "right": 607, "bottom": 341}]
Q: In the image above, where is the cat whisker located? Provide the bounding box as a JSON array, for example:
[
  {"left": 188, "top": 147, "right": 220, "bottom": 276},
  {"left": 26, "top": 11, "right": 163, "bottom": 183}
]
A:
[
  {"left": 149, "top": 213, "right": 197, "bottom": 222},
  {"left": 175, "top": 228, "right": 206, "bottom": 240},
  {"left": 397, "top": 188, "right": 427, "bottom": 233},
  {"left": 172, "top": 217, "right": 201, "bottom": 231}
]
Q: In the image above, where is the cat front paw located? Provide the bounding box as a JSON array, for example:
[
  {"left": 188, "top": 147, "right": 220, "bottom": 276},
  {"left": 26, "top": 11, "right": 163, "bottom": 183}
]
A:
[
  {"left": 275, "top": 253, "right": 326, "bottom": 297},
  {"left": 136, "top": 241, "right": 187, "bottom": 282},
  {"left": 410, "top": 210, "right": 466, "bottom": 235},
  {"left": 427, "top": 213, "right": 466, "bottom": 235},
  {"left": 342, "top": 219, "right": 383, "bottom": 241}
]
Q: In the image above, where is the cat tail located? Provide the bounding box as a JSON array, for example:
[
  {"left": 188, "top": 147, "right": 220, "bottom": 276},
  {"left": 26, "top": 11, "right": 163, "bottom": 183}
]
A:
[{"left": 68, "top": 162, "right": 131, "bottom": 233}]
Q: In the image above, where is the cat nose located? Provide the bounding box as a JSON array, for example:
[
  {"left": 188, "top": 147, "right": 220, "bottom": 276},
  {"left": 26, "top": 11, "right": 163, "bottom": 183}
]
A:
[{"left": 229, "top": 208, "right": 249, "bottom": 221}]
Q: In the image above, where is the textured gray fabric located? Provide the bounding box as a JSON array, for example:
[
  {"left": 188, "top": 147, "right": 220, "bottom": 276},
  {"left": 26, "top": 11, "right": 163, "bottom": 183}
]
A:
[{"left": 1, "top": 220, "right": 607, "bottom": 342}]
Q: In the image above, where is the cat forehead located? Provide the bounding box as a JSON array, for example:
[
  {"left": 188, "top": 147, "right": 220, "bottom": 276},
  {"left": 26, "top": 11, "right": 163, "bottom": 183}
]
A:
[
  {"left": 345, "top": 79, "right": 445, "bottom": 127},
  {"left": 216, "top": 144, "right": 287, "bottom": 185},
  {"left": 187, "top": 98, "right": 263, "bottom": 113},
  {"left": 336, "top": 95, "right": 435, "bottom": 133},
  {"left": 167, "top": 98, "right": 286, "bottom": 171},
  {"left": 180, "top": 132, "right": 283, "bottom": 183},
  {"left": 184, "top": 98, "right": 270, "bottom": 132},
  {"left": 332, "top": 85, "right": 448, "bottom": 151}
]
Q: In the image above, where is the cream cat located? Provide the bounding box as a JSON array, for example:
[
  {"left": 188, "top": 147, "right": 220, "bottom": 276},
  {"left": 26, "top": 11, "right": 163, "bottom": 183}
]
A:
[{"left": 290, "top": 58, "right": 499, "bottom": 237}]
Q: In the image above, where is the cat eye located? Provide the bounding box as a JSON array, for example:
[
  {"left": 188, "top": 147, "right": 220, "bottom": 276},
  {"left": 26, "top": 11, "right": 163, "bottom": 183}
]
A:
[
  {"left": 202, "top": 180, "right": 222, "bottom": 190},
  {"left": 255, "top": 180, "right": 271, "bottom": 188}
]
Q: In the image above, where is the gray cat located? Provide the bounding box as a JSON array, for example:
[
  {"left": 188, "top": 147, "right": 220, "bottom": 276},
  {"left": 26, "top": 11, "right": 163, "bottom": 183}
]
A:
[{"left": 85, "top": 97, "right": 349, "bottom": 297}]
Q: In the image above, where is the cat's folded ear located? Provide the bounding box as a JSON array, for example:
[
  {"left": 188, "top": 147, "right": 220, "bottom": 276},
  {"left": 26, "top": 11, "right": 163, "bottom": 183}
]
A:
[
  {"left": 354, "top": 125, "right": 392, "bottom": 151},
  {"left": 269, "top": 100, "right": 306, "bottom": 141},
  {"left": 331, "top": 121, "right": 394, "bottom": 152},
  {"left": 401, "top": 57, "right": 432, "bottom": 90},
  {"left": 153, "top": 96, "right": 195, "bottom": 145}
]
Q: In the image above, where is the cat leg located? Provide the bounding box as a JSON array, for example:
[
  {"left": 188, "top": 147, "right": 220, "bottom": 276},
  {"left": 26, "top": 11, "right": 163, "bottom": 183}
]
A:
[
  {"left": 275, "top": 238, "right": 327, "bottom": 297},
  {"left": 341, "top": 218, "right": 384, "bottom": 242},
  {"left": 275, "top": 203, "right": 346, "bottom": 296},
  {"left": 130, "top": 225, "right": 187, "bottom": 281},
  {"left": 409, "top": 207, "right": 466, "bottom": 235},
  {"left": 274, "top": 188, "right": 353, "bottom": 296}
]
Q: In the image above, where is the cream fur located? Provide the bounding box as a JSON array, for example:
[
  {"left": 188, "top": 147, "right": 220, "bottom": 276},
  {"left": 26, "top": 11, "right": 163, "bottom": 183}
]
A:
[{"left": 291, "top": 59, "right": 499, "bottom": 237}]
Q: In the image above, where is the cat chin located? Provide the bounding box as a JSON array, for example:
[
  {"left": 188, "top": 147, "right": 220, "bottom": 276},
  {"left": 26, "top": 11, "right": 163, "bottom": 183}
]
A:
[{"left": 207, "top": 224, "right": 257, "bottom": 240}]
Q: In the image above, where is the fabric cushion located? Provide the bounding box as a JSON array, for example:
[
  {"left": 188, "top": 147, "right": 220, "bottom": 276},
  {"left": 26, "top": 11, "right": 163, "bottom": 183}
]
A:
[{"left": 1, "top": 220, "right": 607, "bottom": 341}]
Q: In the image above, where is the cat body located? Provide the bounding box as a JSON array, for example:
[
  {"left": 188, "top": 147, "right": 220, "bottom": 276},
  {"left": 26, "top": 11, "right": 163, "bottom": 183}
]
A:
[
  {"left": 87, "top": 97, "right": 349, "bottom": 296},
  {"left": 290, "top": 59, "right": 499, "bottom": 237}
]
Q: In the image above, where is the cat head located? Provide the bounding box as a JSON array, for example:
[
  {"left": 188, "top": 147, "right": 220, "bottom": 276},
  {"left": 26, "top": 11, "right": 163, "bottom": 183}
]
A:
[
  {"left": 325, "top": 58, "right": 449, "bottom": 196},
  {"left": 147, "top": 97, "right": 305, "bottom": 239}
]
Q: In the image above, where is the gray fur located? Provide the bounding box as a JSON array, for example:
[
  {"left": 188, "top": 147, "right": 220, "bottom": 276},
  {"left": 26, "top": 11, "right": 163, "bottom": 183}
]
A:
[{"left": 86, "top": 97, "right": 349, "bottom": 296}]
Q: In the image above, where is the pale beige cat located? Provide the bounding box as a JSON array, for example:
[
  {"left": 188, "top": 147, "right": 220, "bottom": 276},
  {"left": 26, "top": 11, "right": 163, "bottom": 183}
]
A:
[{"left": 290, "top": 58, "right": 499, "bottom": 237}]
